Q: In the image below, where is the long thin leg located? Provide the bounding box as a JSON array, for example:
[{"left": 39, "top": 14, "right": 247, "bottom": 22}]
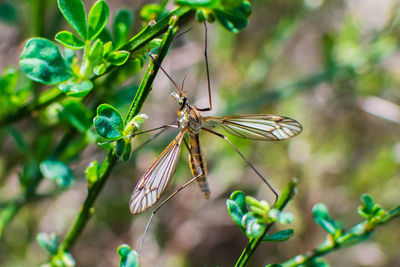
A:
[
  {"left": 138, "top": 138, "right": 204, "bottom": 253},
  {"left": 201, "top": 127, "right": 279, "bottom": 203},
  {"left": 149, "top": 54, "right": 185, "bottom": 96},
  {"left": 197, "top": 21, "right": 212, "bottom": 112},
  {"left": 98, "top": 124, "right": 178, "bottom": 145}
]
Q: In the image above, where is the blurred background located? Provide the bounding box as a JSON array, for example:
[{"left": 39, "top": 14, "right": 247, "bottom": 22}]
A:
[{"left": 0, "top": 0, "right": 400, "bottom": 266}]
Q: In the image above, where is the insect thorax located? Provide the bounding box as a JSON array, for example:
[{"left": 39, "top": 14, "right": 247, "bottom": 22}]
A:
[{"left": 178, "top": 106, "right": 202, "bottom": 134}]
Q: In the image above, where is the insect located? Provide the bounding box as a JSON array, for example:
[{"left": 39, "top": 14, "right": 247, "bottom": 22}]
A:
[{"left": 129, "top": 49, "right": 302, "bottom": 216}]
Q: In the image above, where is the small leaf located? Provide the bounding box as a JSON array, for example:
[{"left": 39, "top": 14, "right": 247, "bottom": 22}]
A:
[
  {"left": 113, "top": 9, "right": 133, "bottom": 48},
  {"left": 312, "top": 203, "right": 338, "bottom": 234},
  {"left": 266, "top": 264, "right": 282, "bottom": 267},
  {"left": 89, "top": 39, "right": 104, "bottom": 62},
  {"left": 243, "top": 214, "right": 265, "bottom": 238},
  {"left": 118, "top": 244, "right": 139, "bottom": 267},
  {"left": 226, "top": 191, "right": 248, "bottom": 229},
  {"left": 88, "top": 0, "right": 109, "bottom": 40},
  {"left": 57, "top": 0, "right": 88, "bottom": 40},
  {"left": 108, "top": 51, "right": 130, "bottom": 66},
  {"left": 85, "top": 161, "right": 99, "bottom": 185},
  {"left": 115, "top": 139, "right": 127, "bottom": 158},
  {"left": 93, "top": 64, "right": 106, "bottom": 75},
  {"left": 20, "top": 38, "right": 72, "bottom": 84},
  {"left": 123, "top": 114, "right": 148, "bottom": 136},
  {"left": 360, "top": 194, "right": 374, "bottom": 212},
  {"left": 55, "top": 31, "right": 86, "bottom": 49},
  {"left": 59, "top": 100, "right": 92, "bottom": 133},
  {"left": 37, "top": 232, "right": 59, "bottom": 255},
  {"left": 59, "top": 78, "right": 93, "bottom": 97},
  {"left": 122, "top": 140, "right": 132, "bottom": 162},
  {"left": 103, "top": 41, "right": 113, "bottom": 57},
  {"left": 93, "top": 104, "right": 124, "bottom": 140},
  {"left": 140, "top": 4, "right": 162, "bottom": 22},
  {"left": 40, "top": 159, "right": 74, "bottom": 187},
  {"left": 263, "top": 229, "right": 294, "bottom": 242}
]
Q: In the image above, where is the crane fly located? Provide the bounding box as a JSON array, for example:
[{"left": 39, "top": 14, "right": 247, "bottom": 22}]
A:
[{"left": 129, "top": 22, "right": 302, "bottom": 217}]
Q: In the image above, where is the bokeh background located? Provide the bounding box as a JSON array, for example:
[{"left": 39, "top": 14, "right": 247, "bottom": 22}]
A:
[{"left": 1, "top": 0, "right": 400, "bottom": 266}]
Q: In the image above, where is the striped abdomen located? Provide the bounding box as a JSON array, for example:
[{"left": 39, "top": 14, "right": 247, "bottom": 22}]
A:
[{"left": 188, "top": 133, "right": 210, "bottom": 198}]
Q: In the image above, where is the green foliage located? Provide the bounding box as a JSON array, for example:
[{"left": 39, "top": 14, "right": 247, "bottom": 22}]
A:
[
  {"left": 57, "top": 0, "right": 88, "bottom": 40},
  {"left": 88, "top": 0, "right": 110, "bottom": 41},
  {"left": 93, "top": 103, "right": 148, "bottom": 161},
  {"left": 176, "top": 0, "right": 251, "bottom": 32},
  {"left": 113, "top": 10, "right": 134, "bottom": 48},
  {"left": 37, "top": 232, "right": 59, "bottom": 255},
  {"left": 39, "top": 158, "right": 74, "bottom": 187},
  {"left": 85, "top": 160, "right": 100, "bottom": 186},
  {"left": 19, "top": 38, "right": 72, "bottom": 84},
  {"left": 118, "top": 245, "right": 140, "bottom": 267},
  {"left": 55, "top": 31, "right": 86, "bottom": 49},
  {"left": 227, "top": 191, "right": 294, "bottom": 240}
]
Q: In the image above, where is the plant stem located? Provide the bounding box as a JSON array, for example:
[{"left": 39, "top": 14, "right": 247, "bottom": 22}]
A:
[
  {"left": 57, "top": 16, "right": 179, "bottom": 254},
  {"left": 0, "top": 7, "right": 194, "bottom": 128},
  {"left": 280, "top": 204, "right": 400, "bottom": 267},
  {"left": 235, "top": 179, "right": 298, "bottom": 267}
]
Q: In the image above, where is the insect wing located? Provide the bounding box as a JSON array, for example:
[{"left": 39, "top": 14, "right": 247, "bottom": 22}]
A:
[
  {"left": 203, "top": 115, "right": 302, "bottom": 141},
  {"left": 129, "top": 130, "right": 186, "bottom": 214}
]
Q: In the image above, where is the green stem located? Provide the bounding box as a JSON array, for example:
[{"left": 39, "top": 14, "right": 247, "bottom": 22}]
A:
[
  {"left": 280, "top": 205, "right": 400, "bottom": 267},
  {"left": 235, "top": 179, "right": 298, "bottom": 267},
  {"left": 57, "top": 16, "right": 179, "bottom": 255},
  {"left": 0, "top": 7, "right": 194, "bottom": 128}
]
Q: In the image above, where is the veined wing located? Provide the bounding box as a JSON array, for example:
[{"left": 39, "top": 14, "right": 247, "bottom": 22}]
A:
[
  {"left": 203, "top": 115, "right": 302, "bottom": 141},
  {"left": 129, "top": 130, "right": 186, "bottom": 214}
]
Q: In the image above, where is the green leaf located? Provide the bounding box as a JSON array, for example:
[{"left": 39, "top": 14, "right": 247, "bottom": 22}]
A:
[
  {"left": 118, "top": 245, "right": 139, "bottom": 267},
  {"left": 360, "top": 194, "right": 374, "bottom": 212},
  {"left": 85, "top": 161, "right": 99, "bottom": 185},
  {"left": 89, "top": 39, "right": 104, "bottom": 62},
  {"left": 59, "top": 100, "right": 92, "bottom": 133},
  {"left": 40, "top": 158, "right": 74, "bottom": 187},
  {"left": 55, "top": 31, "right": 86, "bottom": 49},
  {"left": 103, "top": 41, "right": 113, "bottom": 58},
  {"left": 57, "top": 0, "right": 88, "bottom": 40},
  {"left": 140, "top": 4, "right": 162, "bottom": 22},
  {"left": 36, "top": 232, "right": 59, "bottom": 255},
  {"left": 123, "top": 114, "right": 148, "bottom": 135},
  {"left": 93, "top": 64, "right": 107, "bottom": 75},
  {"left": 0, "top": 68, "right": 18, "bottom": 94},
  {"left": 114, "top": 9, "right": 133, "bottom": 48},
  {"left": 266, "top": 264, "right": 282, "bottom": 267},
  {"left": 93, "top": 104, "right": 125, "bottom": 140},
  {"left": 242, "top": 213, "right": 265, "bottom": 238},
  {"left": 59, "top": 78, "right": 93, "bottom": 97},
  {"left": 108, "top": 51, "right": 130, "bottom": 66},
  {"left": 226, "top": 191, "right": 248, "bottom": 229},
  {"left": 98, "top": 27, "right": 113, "bottom": 43},
  {"left": 177, "top": 0, "right": 251, "bottom": 32},
  {"left": 88, "top": 0, "right": 109, "bottom": 40},
  {"left": 263, "top": 229, "right": 294, "bottom": 242},
  {"left": 312, "top": 203, "right": 338, "bottom": 234},
  {"left": 122, "top": 141, "right": 132, "bottom": 162},
  {"left": 20, "top": 38, "right": 72, "bottom": 84},
  {"left": 115, "top": 139, "right": 127, "bottom": 158}
]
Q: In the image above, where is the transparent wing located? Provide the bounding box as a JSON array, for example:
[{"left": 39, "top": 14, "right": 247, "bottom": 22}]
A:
[
  {"left": 129, "top": 130, "right": 186, "bottom": 214},
  {"left": 203, "top": 115, "right": 302, "bottom": 141}
]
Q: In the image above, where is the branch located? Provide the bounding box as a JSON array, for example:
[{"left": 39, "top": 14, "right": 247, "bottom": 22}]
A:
[{"left": 56, "top": 16, "right": 180, "bottom": 255}]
